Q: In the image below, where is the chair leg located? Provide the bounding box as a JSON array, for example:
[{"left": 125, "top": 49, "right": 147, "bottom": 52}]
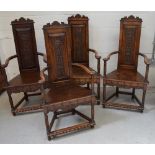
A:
[
  {"left": 141, "top": 89, "right": 146, "bottom": 113},
  {"left": 132, "top": 88, "right": 135, "bottom": 99},
  {"left": 90, "top": 100, "right": 95, "bottom": 128},
  {"left": 97, "top": 83, "right": 100, "bottom": 105},
  {"left": 103, "top": 84, "right": 106, "bottom": 108},
  {"left": 7, "top": 92, "right": 16, "bottom": 116},
  {"left": 87, "top": 83, "right": 90, "bottom": 89},
  {"left": 44, "top": 111, "right": 51, "bottom": 140},
  {"left": 24, "top": 92, "right": 29, "bottom": 101},
  {"left": 116, "top": 87, "right": 119, "bottom": 97}
]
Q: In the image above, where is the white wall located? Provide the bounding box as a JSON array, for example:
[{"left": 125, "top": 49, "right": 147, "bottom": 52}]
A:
[{"left": 0, "top": 11, "right": 155, "bottom": 86}]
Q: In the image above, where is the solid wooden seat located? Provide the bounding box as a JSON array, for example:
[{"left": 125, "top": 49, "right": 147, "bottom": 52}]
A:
[
  {"left": 72, "top": 66, "right": 100, "bottom": 83},
  {"left": 45, "top": 84, "right": 96, "bottom": 105},
  {"left": 41, "top": 21, "right": 96, "bottom": 140},
  {"left": 104, "top": 69, "right": 148, "bottom": 89},
  {"left": 9, "top": 70, "right": 41, "bottom": 86},
  {"left": 103, "top": 15, "right": 151, "bottom": 112}
]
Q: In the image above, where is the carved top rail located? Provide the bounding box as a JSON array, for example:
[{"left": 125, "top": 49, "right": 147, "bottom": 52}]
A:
[
  {"left": 11, "top": 17, "right": 34, "bottom": 24},
  {"left": 43, "top": 21, "right": 69, "bottom": 29},
  {"left": 68, "top": 14, "right": 89, "bottom": 21}
]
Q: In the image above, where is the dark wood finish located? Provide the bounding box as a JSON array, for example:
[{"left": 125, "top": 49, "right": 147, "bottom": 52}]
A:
[
  {"left": 2, "top": 17, "right": 47, "bottom": 115},
  {"left": 68, "top": 14, "right": 101, "bottom": 104},
  {"left": 0, "top": 61, "right": 5, "bottom": 94},
  {"left": 103, "top": 15, "right": 151, "bottom": 112},
  {"left": 42, "top": 21, "right": 96, "bottom": 140},
  {"left": 11, "top": 17, "right": 40, "bottom": 73}
]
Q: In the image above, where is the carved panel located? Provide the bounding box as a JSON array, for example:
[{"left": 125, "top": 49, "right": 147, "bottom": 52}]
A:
[
  {"left": 68, "top": 15, "right": 89, "bottom": 64},
  {"left": 16, "top": 28, "right": 37, "bottom": 69},
  {"left": 51, "top": 34, "right": 66, "bottom": 79},
  {"left": 72, "top": 25, "right": 86, "bottom": 62},
  {"left": 124, "top": 27, "right": 136, "bottom": 64}
]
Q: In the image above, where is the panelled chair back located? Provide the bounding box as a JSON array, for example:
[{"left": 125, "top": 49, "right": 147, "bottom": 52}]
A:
[
  {"left": 68, "top": 14, "right": 101, "bottom": 104},
  {"left": 11, "top": 17, "right": 40, "bottom": 73},
  {"left": 1, "top": 17, "right": 47, "bottom": 115},
  {"left": 103, "top": 15, "right": 151, "bottom": 112},
  {"left": 41, "top": 21, "right": 96, "bottom": 140}
]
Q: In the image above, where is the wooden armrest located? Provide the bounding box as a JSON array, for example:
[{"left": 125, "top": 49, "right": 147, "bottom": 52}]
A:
[
  {"left": 37, "top": 52, "right": 47, "bottom": 63},
  {"left": 103, "top": 51, "right": 119, "bottom": 61},
  {"left": 72, "top": 63, "right": 95, "bottom": 75},
  {"left": 88, "top": 49, "right": 101, "bottom": 59},
  {"left": 1, "top": 55, "right": 17, "bottom": 68},
  {"left": 138, "top": 53, "right": 152, "bottom": 65},
  {"left": 39, "top": 67, "right": 48, "bottom": 84}
]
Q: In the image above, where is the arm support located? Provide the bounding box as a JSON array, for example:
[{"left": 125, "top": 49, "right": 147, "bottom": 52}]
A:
[
  {"left": 72, "top": 63, "right": 95, "bottom": 75},
  {"left": 37, "top": 52, "right": 47, "bottom": 63},
  {"left": 39, "top": 67, "right": 48, "bottom": 84},
  {"left": 138, "top": 53, "right": 151, "bottom": 65},
  {"left": 103, "top": 51, "right": 119, "bottom": 76},
  {"left": 1, "top": 55, "right": 17, "bottom": 68},
  {"left": 88, "top": 49, "right": 101, "bottom": 59},
  {"left": 103, "top": 51, "right": 119, "bottom": 61},
  {"left": 88, "top": 49, "right": 101, "bottom": 75},
  {"left": 138, "top": 53, "right": 151, "bottom": 82}
]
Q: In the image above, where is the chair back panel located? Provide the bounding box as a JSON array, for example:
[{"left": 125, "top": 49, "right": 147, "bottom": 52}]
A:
[
  {"left": 11, "top": 18, "right": 39, "bottom": 73},
  {"left": 43, "top": 22, "right": 72, "bottom": 83},
  {"left": 68, "top": 14, "right": 89, "bottom": 66},
  {"left": 118, "top": 15, "right": 142, "bottom": 71}
]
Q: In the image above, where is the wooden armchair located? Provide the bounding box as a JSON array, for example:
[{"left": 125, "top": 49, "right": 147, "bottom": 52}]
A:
[
  {"left": 68, "top": 14, "right": 101, "bottom": 104},
  {"left": 1, "top": 17, "right": 47, "bottom": 115},
  {"left": 41, "top": 21, "right": 96, "bottom": 140},
  {"left": 103, "top": 15, "right": 151, "bottom": 112}
]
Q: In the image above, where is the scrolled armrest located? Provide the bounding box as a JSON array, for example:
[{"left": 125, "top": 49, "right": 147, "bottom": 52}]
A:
[
  {"left": 1, "top": 55, "right": 17, "bottom": 68},
  {"left": 138, "top": 53, "right": 152, "bottom": 65},
  {"left": 39, "top": 67, "right": 48, "bottom": 84},
  {"left": 103, "top": 51, "right": 119, "bottom": 61},
  {"left": 72, "top": 63, "right": 95, "bottom": 75},
  {"left": 88, "top": 48, "right": 101, "bottom": 59}
]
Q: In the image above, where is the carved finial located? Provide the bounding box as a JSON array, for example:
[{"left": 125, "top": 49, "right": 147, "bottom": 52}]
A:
[
  {"left": 68, "top": 14, "right": 88, "bottom": 21},
  {"left": 120, "top": 15, "right": 142, "bottom": 22},
  {"left": 43, "top": 21, "right": 69, "bottom": 29},
  {"left": 11, "top": 17, "right": 34, "bottom": 24}
]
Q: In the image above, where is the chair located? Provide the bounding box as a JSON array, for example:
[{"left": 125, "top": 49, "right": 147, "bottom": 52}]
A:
[
  {"left": 103, "top": 15, "right": 151, "bottom": 112},
  {"left": 1, "top": 17, "right": 47, "bottom": 115},
  {"left": 41, "top": 21, "right": 96, "bottom": 140},
  {"left": 68, "top": 14, "right": 101, "bottom": 104}
]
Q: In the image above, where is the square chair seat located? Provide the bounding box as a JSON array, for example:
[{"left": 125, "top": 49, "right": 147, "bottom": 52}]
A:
[
  {"left": 103, "top": 69, "right": 148, "bottom": 89},
  {"left": 9, "top": 70, "right": 42, "bottom": 86},
  {"left": 44, "top": 84, "right": 96, "bottom": 111}
]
